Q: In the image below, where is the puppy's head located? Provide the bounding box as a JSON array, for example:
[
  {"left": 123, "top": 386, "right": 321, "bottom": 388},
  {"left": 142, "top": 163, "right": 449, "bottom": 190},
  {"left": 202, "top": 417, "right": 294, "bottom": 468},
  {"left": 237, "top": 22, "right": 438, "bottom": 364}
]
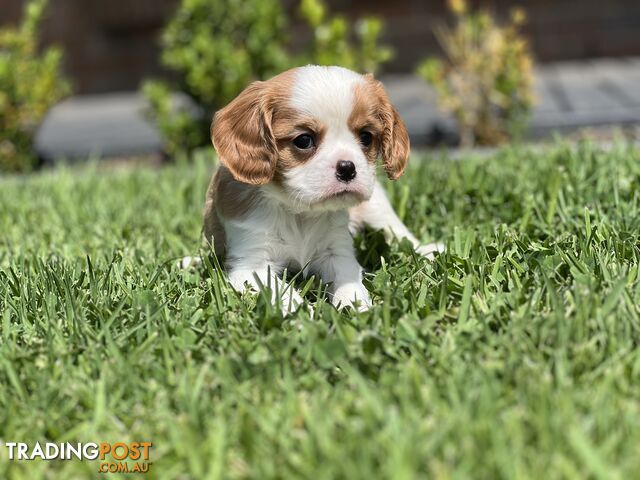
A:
[{"left": 211, "top": 66, "right": 409, "bottom": 212}]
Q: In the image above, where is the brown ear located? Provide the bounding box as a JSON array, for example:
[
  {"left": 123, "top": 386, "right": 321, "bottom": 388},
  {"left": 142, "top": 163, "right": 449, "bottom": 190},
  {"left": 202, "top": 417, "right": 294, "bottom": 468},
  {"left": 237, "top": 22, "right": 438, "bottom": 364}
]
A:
[
  {"left": 381, "top": 102, "right": 410, "bottom": 180},
  {"left": 211, "top": 81, "right": 277, "bottom": 185},
  {"left": 365, "top": 75, "right": 410, "bottom": 180}
]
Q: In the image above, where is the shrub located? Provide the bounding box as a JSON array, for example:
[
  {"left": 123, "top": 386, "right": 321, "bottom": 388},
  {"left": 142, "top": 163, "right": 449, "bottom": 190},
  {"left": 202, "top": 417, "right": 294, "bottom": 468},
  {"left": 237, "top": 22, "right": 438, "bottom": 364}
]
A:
[
  {"left": 0, "top": 0, "right": 70, "bottom": 172},
  {"left": 143, "top": 80, "right": 208, "bottom": 159},
  {"left": 144, "top": 0, "right": 393, "bottom": 157},
  {"left": 417, "top": 0, "right": 534, "bottom": 146},
  {"left": 160, "top": 0, "right": 290, "bottom": 110},
  {"left": 143, "top": 0, "right": 290, "bottom": 156},
  {"left": 299, "top": 0, "right": 392, "bottom": 74}
]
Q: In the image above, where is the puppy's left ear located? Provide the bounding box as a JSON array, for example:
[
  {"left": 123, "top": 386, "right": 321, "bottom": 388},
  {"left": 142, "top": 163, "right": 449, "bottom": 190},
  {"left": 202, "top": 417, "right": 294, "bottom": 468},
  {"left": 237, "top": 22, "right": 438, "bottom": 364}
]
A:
[
  {"left": 366, "top": 75, "right": 410, "bottom": 180},
  {"left": 381, "top": 104, "right": 410, "bottom": 180}
]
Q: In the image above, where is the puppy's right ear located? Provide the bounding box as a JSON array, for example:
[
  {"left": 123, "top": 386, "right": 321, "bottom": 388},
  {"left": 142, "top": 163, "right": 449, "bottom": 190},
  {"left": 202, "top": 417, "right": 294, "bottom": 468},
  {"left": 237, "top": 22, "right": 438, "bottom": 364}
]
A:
[{"left": 211, "top": 81, "right": 277, "bottom": 185}]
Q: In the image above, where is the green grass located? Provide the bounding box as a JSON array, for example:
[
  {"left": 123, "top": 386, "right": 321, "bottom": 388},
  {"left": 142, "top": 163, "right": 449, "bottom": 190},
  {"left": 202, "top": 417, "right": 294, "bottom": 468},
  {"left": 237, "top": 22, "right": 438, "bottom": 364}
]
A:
[{"left": 1, "top": 143, "right": 640, "bottom": 479}]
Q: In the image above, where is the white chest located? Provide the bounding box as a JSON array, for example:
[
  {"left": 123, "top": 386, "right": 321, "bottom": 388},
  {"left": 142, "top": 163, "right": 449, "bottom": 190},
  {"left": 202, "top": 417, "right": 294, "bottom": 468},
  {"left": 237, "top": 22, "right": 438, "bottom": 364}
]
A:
[{"left": 224, "top": 204, "right": 352, "bottom": 269}]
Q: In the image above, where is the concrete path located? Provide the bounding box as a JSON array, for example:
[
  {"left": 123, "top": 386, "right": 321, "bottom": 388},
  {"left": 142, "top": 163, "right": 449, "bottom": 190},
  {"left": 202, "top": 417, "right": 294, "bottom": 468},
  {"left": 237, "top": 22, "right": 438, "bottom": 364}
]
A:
[
  {"left": 35, "top": 57, "right": 640, "bottom": 161},
  {"left": 35, "top": 93, "right": 162, "bottom": 160}
]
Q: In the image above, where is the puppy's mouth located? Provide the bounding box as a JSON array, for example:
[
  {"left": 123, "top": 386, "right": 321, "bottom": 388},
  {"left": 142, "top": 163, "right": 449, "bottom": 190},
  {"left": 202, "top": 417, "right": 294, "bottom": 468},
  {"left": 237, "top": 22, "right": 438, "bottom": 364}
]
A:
[{"left": 322, "top": 188, "right": 367, "bottom": 202}]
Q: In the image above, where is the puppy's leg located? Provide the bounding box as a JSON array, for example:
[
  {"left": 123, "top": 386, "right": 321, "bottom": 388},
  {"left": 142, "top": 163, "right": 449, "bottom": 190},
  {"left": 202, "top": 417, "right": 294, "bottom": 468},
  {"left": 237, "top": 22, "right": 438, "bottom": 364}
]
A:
[
  {"left": 312, "top": 233, "right": 372, "bottom": 311},
  {"left": 227, "top": 257, "right": 305, "bottom": 314},
  {"left": 349, "top": 181, "right": 444, "bottom": 259}
]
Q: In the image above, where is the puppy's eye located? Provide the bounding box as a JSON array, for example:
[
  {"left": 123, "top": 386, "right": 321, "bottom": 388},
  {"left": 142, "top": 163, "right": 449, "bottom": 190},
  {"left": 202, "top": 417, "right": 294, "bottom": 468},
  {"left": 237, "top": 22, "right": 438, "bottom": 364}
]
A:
[
  {"left": 293, "top": 134, "right": 315, "bottom": 150},
  {"left": 359, "top": 131, "right": 373, "bottom": 147}
]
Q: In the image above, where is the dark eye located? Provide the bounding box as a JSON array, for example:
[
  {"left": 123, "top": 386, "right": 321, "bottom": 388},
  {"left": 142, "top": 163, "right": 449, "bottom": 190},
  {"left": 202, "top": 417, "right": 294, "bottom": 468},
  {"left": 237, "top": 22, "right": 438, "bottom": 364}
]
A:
[
  {"left": 359, "top": 131, "right": 373, "bottom": 147},
  {"left": 293, "top": 134, "right": 315, "bottom": 150}
]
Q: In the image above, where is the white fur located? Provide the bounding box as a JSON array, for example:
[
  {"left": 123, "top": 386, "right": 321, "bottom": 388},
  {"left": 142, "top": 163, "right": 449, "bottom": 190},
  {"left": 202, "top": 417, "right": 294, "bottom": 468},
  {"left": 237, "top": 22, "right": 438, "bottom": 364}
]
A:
[{"left": 210, "top": 66, "right": 442, "bottom": 314}]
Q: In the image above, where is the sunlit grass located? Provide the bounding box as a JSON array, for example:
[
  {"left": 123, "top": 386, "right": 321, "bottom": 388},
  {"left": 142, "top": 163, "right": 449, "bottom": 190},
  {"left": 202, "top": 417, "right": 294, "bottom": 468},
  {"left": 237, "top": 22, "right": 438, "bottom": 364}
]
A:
[{"left": 1, "top": 143, "right": 639, "bottom": 478}]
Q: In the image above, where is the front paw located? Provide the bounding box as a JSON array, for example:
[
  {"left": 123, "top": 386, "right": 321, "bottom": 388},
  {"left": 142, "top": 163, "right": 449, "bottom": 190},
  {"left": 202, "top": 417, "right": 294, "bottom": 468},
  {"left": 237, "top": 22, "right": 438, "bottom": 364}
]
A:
[
  {"left": 229, "top": 270, "right": 307, "bottom": 316},
  {"left": 279, "top": 287, "right": 307, "bottom": 315},
  {"left": 177, "top": 255, "right": 202, "bottom": 269},
  {"left": 416, "top": 242, "right": 445, "bottom": 260},
  {"left": 331, "top": 283, "right": 372, "bottom": 312}
]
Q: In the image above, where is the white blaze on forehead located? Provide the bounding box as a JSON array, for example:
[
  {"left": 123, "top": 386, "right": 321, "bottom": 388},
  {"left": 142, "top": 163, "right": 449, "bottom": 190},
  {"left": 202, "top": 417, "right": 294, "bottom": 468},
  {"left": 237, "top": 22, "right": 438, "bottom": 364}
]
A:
[{"left": 290, "top": 66, "right": 363, "bottom": 126}]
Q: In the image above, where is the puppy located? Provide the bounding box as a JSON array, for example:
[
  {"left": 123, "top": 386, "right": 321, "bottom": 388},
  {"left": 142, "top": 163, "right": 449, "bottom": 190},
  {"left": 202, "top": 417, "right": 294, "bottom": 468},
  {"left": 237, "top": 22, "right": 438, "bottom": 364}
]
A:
[{"left": 203, "top": 65, "right": 442, "bottom": 312}]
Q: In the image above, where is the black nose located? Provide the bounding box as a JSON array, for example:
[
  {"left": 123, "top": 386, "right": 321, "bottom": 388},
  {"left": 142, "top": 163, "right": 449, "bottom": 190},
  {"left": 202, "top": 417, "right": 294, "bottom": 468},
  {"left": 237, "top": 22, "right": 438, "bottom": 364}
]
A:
[{"left": 335, "top": 160, "right": 356, "bottom": 182}]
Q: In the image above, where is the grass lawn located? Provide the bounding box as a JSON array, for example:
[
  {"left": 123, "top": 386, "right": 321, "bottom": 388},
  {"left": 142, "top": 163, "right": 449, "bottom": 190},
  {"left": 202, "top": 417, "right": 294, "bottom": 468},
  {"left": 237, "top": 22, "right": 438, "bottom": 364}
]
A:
[{"left": 1, "top": 143, "right": 639, "bottom": 479}]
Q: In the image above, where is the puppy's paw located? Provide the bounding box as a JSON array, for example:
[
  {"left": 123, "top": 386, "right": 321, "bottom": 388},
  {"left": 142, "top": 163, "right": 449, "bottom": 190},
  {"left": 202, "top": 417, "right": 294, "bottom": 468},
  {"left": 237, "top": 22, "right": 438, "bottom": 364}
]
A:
[
  {"left": 178, "top": 255, "right": 202, "bottom": 269},
  {"left": 416, "top": 242, "right": 445, "bottom": 260},
  {"left": 229, "top": 270, "right": 308, "bottom": 317},
  {"left": 331, "top": 283, "right": 372, "bottom": 312},
  {"left": 280, "top": 287, "right": 308, "bottom": 316}
]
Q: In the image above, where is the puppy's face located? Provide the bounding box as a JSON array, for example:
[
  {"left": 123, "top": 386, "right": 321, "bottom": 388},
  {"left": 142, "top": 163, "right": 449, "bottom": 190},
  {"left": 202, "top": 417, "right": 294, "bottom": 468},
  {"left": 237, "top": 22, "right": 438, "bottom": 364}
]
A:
[{"left": 212, "top": 66, "right": 409, "bottom": 212}]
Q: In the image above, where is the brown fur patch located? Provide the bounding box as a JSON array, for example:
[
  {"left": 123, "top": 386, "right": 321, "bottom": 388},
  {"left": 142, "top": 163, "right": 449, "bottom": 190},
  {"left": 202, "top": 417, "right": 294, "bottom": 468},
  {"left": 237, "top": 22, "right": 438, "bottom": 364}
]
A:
[
  {"left": 203, "top": 166, "right": 261, "bottom": 257},
  {"left": 349, "top": 82, "right": 386, "bottom": 164},
  {"left": 213, "top": 166, "right": 260, "bottom": 218},
  {"left": 211, "top": 69, "right": 297, "bottom": 185},
  {"left": 203, "top": 185, "right": 226, "bottom": 257},
  {"left": 351, "top": 75, "right": 410, "bottom": 179},
  {"left": 271, "top": 109, "right": 328, "bottom": 182}
]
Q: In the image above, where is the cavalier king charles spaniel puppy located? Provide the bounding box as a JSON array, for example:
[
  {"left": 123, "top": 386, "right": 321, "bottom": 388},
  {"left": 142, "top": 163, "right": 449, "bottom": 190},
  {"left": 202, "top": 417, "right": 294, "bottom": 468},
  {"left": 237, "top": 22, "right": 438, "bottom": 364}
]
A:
[{"left": 202, "top": 65, "right": 442, "bottom": 313}]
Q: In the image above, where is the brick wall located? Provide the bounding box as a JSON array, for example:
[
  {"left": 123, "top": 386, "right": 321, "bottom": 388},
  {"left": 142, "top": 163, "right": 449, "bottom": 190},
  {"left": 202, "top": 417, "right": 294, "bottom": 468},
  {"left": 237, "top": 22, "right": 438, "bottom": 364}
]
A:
[
  {"left": 347, "top": 0, "right": 640, "bottom": 71},
  {"left": 2, "top": 0, "right": 640, "bottom": 93},
  {"left": 2, "top": 0, "right": 178, "bottom": 93}
]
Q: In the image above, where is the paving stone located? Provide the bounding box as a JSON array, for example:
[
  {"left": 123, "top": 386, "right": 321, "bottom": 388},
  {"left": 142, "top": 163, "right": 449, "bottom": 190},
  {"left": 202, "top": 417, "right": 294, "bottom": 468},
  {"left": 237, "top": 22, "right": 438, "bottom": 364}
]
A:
[
  {"left": 533, "top": 65, "right": 570, "bottom": 113},
  {"left": 588, "top": 58, "right": 640, "bottom": 104},
  {"left": 381, "top": 74, "right": 457, "bottom": 144},
  {"left": 34, "top": 92, "right": 199, "bottom": 161}
]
